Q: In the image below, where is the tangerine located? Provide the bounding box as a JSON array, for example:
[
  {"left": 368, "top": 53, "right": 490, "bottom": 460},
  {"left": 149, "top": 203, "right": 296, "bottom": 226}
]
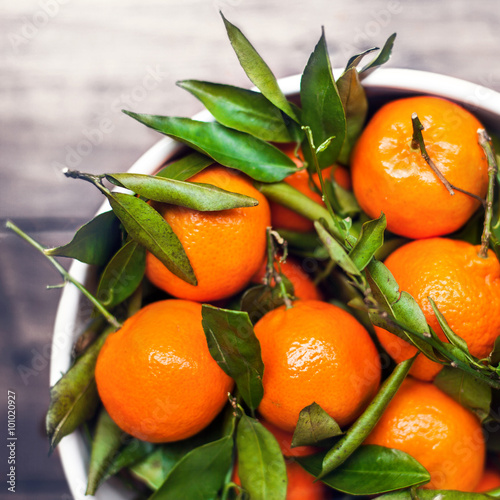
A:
[
  {"left": 254, "top": 300, "right": 381, "bottom": 432},
  {"left": 95, "top": 300, "right": 233, "bottom": 442},
  {"left": 351, "top": 96, "right": 488, "bottom": 239},
  {"left": 365, "top": 378, "right": 485, "bottom": 491},
  {"left": 145, "top": 166, "right": 270, "bottom": 301},
  {"left": 476, "top": 468, "right": 500, "bottom": 492},
  {"left": 252, "top": 256, "right": 323, "bottom": 301},
  {"left": 374, "top": 238, "right": 500, "bottom": 381},
  {"left": 270, "top": 145, "right": 351, "bottom": 232}
]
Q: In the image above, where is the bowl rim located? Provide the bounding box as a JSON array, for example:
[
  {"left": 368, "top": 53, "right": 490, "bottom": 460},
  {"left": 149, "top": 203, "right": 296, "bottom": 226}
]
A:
[{"left": 50, "top": 67, "right": 500, "bottom": 499}]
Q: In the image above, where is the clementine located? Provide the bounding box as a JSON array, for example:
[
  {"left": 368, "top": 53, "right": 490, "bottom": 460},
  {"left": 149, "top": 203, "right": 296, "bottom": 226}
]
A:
[{"left": 95, "top": 300, "right": 233, "bottom": 442}]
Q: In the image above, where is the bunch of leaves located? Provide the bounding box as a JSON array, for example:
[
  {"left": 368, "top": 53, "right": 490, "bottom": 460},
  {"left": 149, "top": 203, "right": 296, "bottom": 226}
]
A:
[{"left": 8, "top": 12, "right": 500, "bottom": 500}]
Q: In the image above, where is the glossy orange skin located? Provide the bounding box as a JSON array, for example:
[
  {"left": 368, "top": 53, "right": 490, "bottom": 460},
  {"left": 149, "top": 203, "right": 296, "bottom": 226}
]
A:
[
  {"left": 270, "top": 145, "right": 351, "bottom": 232},
  {"left": 352, "top": 96, "right": 488, "bottom": 239},
  {"left": 476, "top": 469, "right": 500, "bottom": 492},
  {"left": 232, "top": 461, "right": 327, "bottom": 500},
  {"left": 254, "top": 300, "right": 381, "bottom": 432},
  {"left": 365, "top": 379, "right": 485, "bottom": 491},
  {"left": 260, "top": 419, "right": 319, "bottom": 458},
  {"left": 374, "top": 238, "right": 500, "bottom": 381},
  {"left": 145, "top": 166, "right": 270, "bottom": 301},
  {"left": 252, "top": 256, "right": 323, "bottom": 301},
  {"left": 95, "top": 300, "right": 233, "bottom": 443}
]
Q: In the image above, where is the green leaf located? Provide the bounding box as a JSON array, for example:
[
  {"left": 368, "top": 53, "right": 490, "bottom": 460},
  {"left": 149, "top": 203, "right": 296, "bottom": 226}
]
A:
[
  {"left": 44, "top": 211, "right": 121, "bottom": 265},
  {"left": 300, "top": 29, "right": 346, "bottom": 168},
  {"left": 130, "top": 447, "right": 169, "bottom": 490},
  {"left": 123, "top": 112, "right": 297, "bottom": 183},
  {"left": 366, "top": 260, "right": 441, "bottom": 363},
  {"left": 107, "top": 173, "right": 259, "bottom": 211},
  {"left": 202, "top": 305, "right": 264, "bottom": 410},
  {"left": 291, "top": 402, "right": 343, "bottom": 448},
  {"left": 96, "top": 240, "right": 146, "bottom": 308},
  {"left": 177, "top": 80, "right": 296, "bottom": 143},
  {"left": 434, "top": 367, "right": 492, "bottom": 422},
  {"left": 46, "top": 328, "right": 113, "bottom": 452},
  {"left": 104, "top": 439, "right": 155, "bottom": 481},
  {"left": 345, "top": 47, "right": 379, "bottom": 71},
  {"left": 86, "top": 408, "right": 126, "bottom": 495},
  {"left": 221, "top": 13, "right": 298, "bottom": 123},
  {"left": 156, "top": 151, "right": 214, "bottom": 181},
  {"left": 324, "top": 176, "right": 361, "bottom": 218},
  {"left": 428, "top": 297, "right": 471, "bottom": 354},
  {"left": 336, "top": 67, "right": 368, "bottom": 164},
  {"left": 106, "top": 191, "right": 196, "bottom": 286},
  {"left": 299, "top": 445, "right": 430, "bottom": 495},
  {"left": 236, "top": 414, "right": 287, "bottom": 500},
  {"left": 319, "top": 357, "right": 415, "bottom": 478},
  {"left": 376, "top": 489, "right": 493, "bottom": 500},
  {"left": 240, "top": 281, "right": 294, "bottom": 324},
  {"left": 490, "top": 335, "right": 500, "bottom": 365},
  {"left": 349, "top": 214, "right": 386, "bottom": 271},
  {"left": 360, "top": 33, "right": 397, "bottom": 75},
  {"left": 314, "top": 221, "right": 360, "bottom": 277},
  {"left": 150, "top": 435, "right": 234, "bottom": 500}
]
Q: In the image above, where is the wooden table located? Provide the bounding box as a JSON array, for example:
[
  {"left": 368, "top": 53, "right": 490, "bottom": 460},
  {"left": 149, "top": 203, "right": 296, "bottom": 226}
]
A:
[{"left": 2, "top": 1, "right": 500, "bottom": 497}]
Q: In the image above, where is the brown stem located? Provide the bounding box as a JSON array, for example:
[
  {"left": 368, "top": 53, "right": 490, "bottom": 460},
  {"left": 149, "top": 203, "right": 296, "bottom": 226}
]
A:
[
  {"left": 478, "top": 129, "right": 497, "bottom": 258},
  {"left": 411, "top": 113, "right": 455, "bottom": 196}
]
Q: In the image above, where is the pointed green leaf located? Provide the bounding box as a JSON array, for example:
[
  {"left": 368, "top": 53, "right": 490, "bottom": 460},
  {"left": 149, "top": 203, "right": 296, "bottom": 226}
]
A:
[
  {"left": 315, "top": 221, "right": 360, "bottom": 277},
  {"left": 345, "top": 47, "right": 379, "bottom": 71},
  {"left": 236, "top": 415, "right": 287, "bottom": 500},
  {"left": 202, "top": 305, "right": 264, "bottom": 410},
  {"left": 44, "top": 211, "right": 121, "bottom": 265},
  {"left": 324, "top": 176, "right": 361, "bottom": 218},
  {"left": 299, "top": 445, "right": 430, "bottom": 495},
  {"left": 107, "top": 173, "right": 258, "bottom": 211},
  {"left": 156, "top": 151, "right": 214, "bottom": 181},
  {"left": 130, "top": 447, "right": 168, "bottom": 490},
  {"left": 291, "top": 402, "right": 343, "bottom": 448},
  {"left": 360, "top": 33, "right": 397, "bottom": 75},
  {"left": 428, "top": 297, "right": 470, "bottom": 354},
  {"left": 96, "top": 240, "right": 146, "bottom": 308},
  {"left": 46, "top": 328, "right": 113, "bottom": 452},
  {"left": 301, "top": 30, "right": 346, "bottom": 168},
  {"left": 376, "top": 489, "right": 492, "bottom": 500},
  {"left": 221, "top": 13, "right": 298, "bottom": 122},
  {"left": 319, "top": 357, "right": 415, "bottom": 478},
  {"left": 106, "top": 191, "right": 196, "bottom": 286},
  {"left": 434, "top": 367, "right": 491, "bottom": 422},
  {"left": 104, "top": 439, "right": 155, "bottom": 481},
  {"left": 86, "top": 408, "right": 126, "bottom": 495},
  {"left": 177, "top": 80, "right": 296, "bottom": 142},
  {"left": 348, "top": 214, "right": 386, "bottom": 271},
  {"left": 123, "top": 112, "right": 297, "bottom": 183},
  {"left": 366, "top": 260, "right": 441, "bottom": 363},
  {"left": 150, "top": 435, "right": 234, "bottom": 499},
  {"left": 337, "top": 67, "right": 368, "bottom": 164}
]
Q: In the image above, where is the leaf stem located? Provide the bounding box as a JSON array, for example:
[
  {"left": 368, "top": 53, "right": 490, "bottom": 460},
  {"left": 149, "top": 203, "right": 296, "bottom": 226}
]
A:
[
  {"left": 318, "top": 356, "right": 416, "bottom": 478},
  {"left": 411, "top": 114, "right": 486, "bottom": 207},
  {"left": 266, "top": 228, "right": 292, "bottom": 309},
  {"left": 478, "top": 129, "right": 497, "bottom": 258},
  {"left": 6, "top": 220, "right": 122, "bottom": 329}
]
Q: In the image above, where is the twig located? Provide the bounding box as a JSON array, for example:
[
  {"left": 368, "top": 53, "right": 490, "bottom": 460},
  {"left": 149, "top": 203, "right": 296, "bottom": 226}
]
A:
[
  {"left": 478, "top": 129, "right": 498, "bottom": 258},
  {"left": 6, "top": 220, "right": 122, "bottom": 329}
]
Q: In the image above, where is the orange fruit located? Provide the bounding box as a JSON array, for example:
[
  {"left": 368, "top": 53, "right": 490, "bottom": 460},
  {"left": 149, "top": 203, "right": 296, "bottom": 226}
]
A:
[
  {"left": 95, "top": 300, "right": 233, "bottom": 442},
  {"left": 351, "top": 96, "right": 488, "bottom": 239},
  {"left": 260, "top": 418, "right": 319, "bottom": 458},
  {"left": 145, "top": 166, "right": 270, "bottom": 301},
  {"left": 476, "top": 468, "right": 500, "bottom": 492},
  {"left": 374, "top": 238, "right": 500, "bottom": 381},
  {"left": 252, "top": 256, "right": 323, "bottom": 301},
  {"left": 232, "top": 461, "right": 326, "bottom": 500},
  {"left": 270, "top": 145, "right": 351, "bottom": 232},
  {"left": 365, "top": 378, "right": 485, "bottom": 491},
  {"left": 254, "top": 300, "right": 381, "bottom": 432}
]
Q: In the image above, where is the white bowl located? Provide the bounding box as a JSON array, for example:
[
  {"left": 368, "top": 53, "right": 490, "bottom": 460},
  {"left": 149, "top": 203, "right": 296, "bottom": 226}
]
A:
[{"left": 50, "top": 68, "right": 500, "bottom": 499}]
